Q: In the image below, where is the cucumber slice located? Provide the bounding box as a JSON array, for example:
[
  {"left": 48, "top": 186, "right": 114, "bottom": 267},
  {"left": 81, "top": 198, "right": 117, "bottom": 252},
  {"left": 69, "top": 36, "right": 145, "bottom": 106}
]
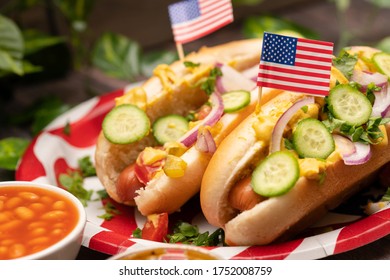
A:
[
  {"left": 251, "top": 151, "right": 299, "bottom": 197},
  {"left": 222, "top": 90, "right": 251, "bottom": 113},
  {"left": 373, "top": 52, "right": 390, "bottom": 80},
  {"left": 102, "top": 104, "right": 150, "bottom": 144},
  {"left": 328, "top": 84, "right": 372, "bottom": 126},
  {"left": 152, "top": 114, "right": 189, "bottom": 144},
  {"left": 293, "top": 118, "right": 335, "bottom": 159}
]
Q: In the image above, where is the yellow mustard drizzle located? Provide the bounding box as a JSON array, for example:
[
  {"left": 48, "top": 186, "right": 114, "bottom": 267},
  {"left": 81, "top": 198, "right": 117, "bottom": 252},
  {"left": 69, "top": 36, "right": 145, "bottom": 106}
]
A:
[
  {"left": 153, "top": 64, "right": 179, "bottom": 94},
  {"left": 115, "top": 87, "right": 147, "bottom": 109}
]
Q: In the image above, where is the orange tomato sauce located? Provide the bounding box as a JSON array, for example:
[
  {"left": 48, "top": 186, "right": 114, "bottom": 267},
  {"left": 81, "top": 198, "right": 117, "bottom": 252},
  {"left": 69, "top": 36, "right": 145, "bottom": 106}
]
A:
[{"left": 0, "top": 186, "right": 79, "bottom": 259}]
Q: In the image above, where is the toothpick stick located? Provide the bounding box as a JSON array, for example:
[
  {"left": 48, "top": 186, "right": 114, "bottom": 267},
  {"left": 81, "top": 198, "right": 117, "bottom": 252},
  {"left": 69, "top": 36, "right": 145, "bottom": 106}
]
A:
[
  {"left": 176, "top": 42, "right": 185, "bottom": 61},
  {"left": 256, "top": 86, "right": 263, "bottom": 114}
]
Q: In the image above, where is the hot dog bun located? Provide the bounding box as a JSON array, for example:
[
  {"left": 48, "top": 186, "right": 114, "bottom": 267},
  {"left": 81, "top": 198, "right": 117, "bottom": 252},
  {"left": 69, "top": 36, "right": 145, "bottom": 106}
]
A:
[
  {"left": 200, "top": 48, "right": 390, "bottom": 246},
  {"left": 95, "top": 39, "right": 274, "bottom": 211}
]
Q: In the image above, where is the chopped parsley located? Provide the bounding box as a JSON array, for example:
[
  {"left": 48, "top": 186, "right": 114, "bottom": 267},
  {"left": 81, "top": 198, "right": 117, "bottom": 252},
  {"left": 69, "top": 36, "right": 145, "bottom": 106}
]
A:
[
  {"left": 195, "top": 67, "right": 223, "bottom": 95},
  {"left": 58, "top": 155, "right": 96, "bottom": 206},
  {"left": 332, "top": 51, "right": 358, "bottom": 79},
  {"left": 78, "top": 156, "right": 96, "bottom": 177},
  {"left": 98, "top": 202, "right": 121, "bottom": 221},
  {"left": 63, "top": 121, "right": 71, "bottom": 136},
  {"left": 184, "top": 61, "right": 200, "bottom": 68},
  {"left": 59, "top": 171, "right": 93, "bottom": 206},
  {"left": 166, "top": 221, "right": 224, "bottom": 246}
]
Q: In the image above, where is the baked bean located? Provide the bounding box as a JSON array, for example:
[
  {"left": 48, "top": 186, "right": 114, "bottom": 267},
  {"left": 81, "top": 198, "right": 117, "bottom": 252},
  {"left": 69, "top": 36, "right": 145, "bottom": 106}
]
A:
[
  {"left": 0, "top": 246, "right": 7, "bottom": 256},
  {"left": 28, "top": 237, "right": 50, "bottom": 246},
  {"left": 14, "top": 206, "right": 35, "bottom": 220},
  {"left": 29, "top": 202, "right": 46, "bottom": 212},
  {"left": 30, "top": 227, "right": 46, "bottom": 237},
  {"left": 1, "top": 239, "right": 16, "bottom": 246},
  {"left": 5, "top": 197, "right": 23, "bottom": 209},
  {"left": 52, "top": 200, "right": 67, "bottom": 210},
  {"left": 52, "top": 222, "right": 66, "bottom": 229},
  {"left": 0, "top": 212, "right": 11, "bottom": 224},
  {"left": 0, "top": 220, "right": 22, "bottom": 232},
  {"left": 51, "top": 228, "right": 65, "bottom": 237},
  {"left": 40, "top": 196, "right": 54, "bottom": 205},
  {"left": 18, "top": 191, "right": 40, "bottom": 201},
  {"left": 41, "top": 210, "right": 67, "bottom": 221},
  {"left": 8, "top": 244, "right": 26, "bottom": 259},
  {"left": 0, "top": 195, "right": 6, "bottom": 201},
  {"left": 27, "top": 221, "right": 48, "bottom": 230}
]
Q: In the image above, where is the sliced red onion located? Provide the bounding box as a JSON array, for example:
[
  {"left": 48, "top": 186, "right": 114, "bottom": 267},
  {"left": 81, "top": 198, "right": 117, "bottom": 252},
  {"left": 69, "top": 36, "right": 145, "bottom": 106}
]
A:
[
  {"left": 178, "top": 91, "right": 224, "bottom": 147},
  {"left": 241, "top": 65, "right": 258, "bottom": 82},
  {"left": 372, "top": 86, "right": 390, "bottom": 117},
  {"left": 342, "top": 140, "right": 372, "bottom": 165},
  {"left": 351, "top": 70, "right": 388, "bottom": 92},
  {"left": 333, "top": 133, "right": 372, "bottom": 165},
  {"left": 195, "top": 128, "right": 216, "bottom": 154},
  {"left": 351, "top": 69, "right": 390, "bottom": 117},
  {"left": 215, "top": 63, "right": 256, "bottom": 94},
  {"left": 332, "top": 133, "right": 372, "bottom": 165},
  {"left": 270, "top": 97, "right": 315, "bottom": 153},
  {"left": 332, "top": 134, "right": 356, "bottom": 157}
]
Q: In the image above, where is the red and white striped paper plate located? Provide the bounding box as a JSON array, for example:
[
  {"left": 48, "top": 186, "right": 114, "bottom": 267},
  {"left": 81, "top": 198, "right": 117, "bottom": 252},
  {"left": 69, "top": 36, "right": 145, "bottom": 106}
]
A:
[{"left": 16, "top": 88, "right": 390, "bottom": 259}]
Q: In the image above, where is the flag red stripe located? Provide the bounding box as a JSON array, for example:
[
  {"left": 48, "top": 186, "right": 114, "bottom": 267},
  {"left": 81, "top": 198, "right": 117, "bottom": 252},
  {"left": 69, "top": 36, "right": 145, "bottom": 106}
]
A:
[
  {"left": 174, "top": 19, "right": 232, "bottom": 44},
  {"left": 295, "top": 53, "right": 333, "bottom": 63},
  {"left": 173, "top": 5, "right": 232, "bottom": 32},
  {"left": 259, "top": 64, "right": 331, "bottom": 79},
  {"left": 258, "top": 72, "right": 330, "bottom": 87},
  {"left": 298, "top": 37, "right": 334, "bottom": 47},
  {"left": 296, "top": 45, "right": 333, "bottom": 55},
  {"left": 257, "top": 81, "right": 329, "bottom": 96},
  {"left": 294, "top": 61, "right": 332, "bottom": 71},
  {"left": 199, "top": 0, "right": 226, "bottom": 10}
]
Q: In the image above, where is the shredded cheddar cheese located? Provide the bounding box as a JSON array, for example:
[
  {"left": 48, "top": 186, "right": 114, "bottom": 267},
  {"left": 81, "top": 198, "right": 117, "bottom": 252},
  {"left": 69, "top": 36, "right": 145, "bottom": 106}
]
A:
[{"left": 115, "top": 87, "right": 147, "bottom": 110}]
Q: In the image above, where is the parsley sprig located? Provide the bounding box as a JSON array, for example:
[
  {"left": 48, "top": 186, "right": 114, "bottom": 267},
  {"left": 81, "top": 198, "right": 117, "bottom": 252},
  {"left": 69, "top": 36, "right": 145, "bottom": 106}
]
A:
[
  {"left": 166, "top": 222, "right": 224, "bottom": 246},
  {"left": 98, "top": 202, "right": 121, "bottom": 221},
  {"left": 194, "top": 67, "right": 223, "bottom": 95},
  {"left": 59, "top": 170, "right": 93, "bottom": 206},
  {"left": 58, "top": 156, "right": 96, "bottom": 206},
  {"left": 332, "top": 51, "right": 358, "bottom": 79}
]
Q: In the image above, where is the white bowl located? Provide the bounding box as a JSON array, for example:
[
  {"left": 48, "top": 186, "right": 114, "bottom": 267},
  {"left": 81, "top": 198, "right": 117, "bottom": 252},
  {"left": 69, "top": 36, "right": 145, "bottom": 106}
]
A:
[{"left": 0, "top": 181, "right": 86, "bottom": 260}]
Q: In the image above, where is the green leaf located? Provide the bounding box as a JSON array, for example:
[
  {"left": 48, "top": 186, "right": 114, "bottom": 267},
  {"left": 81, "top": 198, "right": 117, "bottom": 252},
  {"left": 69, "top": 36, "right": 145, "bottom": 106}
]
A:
[
  {"left": 92, "top": 32, "right": 141, "bottom": 81},
  {"left": 332, "top": 52, "right": 358, "bottom": 79},
  {"left": 141, "top": 50, "right": 177, "bottom": 77},
  {"left": 59, "top": 171, "right": 93, "bottom": 206},
  {"left": 0, "top": 14, "right": 24, "bottom": 60},
  {"left": 30, "top": 97, "right": 71, "bottom": 135},
  {"left": 0, "top": 49, "right": 23, "bottom": 75},
  {"left": 242, "top": 15, "right": 319, "bottom": 40},
  {"left": 365, "top": 0, "right": 390, "bottom": 8},
  {"left": 22, "top": 29, "right": 65, "bottom": 56},
  {"left": 376, "top": 36, "right": 390, "bottom": 53},
  {"left": 21, "top": 60, "right": 43, "bottom": 74},
  {"left": 183, "top": 61, "right": 200, "bottom": 68},
  {"left": 0, "top": 137, "right": 30, "bottom": 170},
  {"left": 78, "top": 156, "right": 96, "bottom": 177},
  {"left": 132, "top": 228, "right": 142, "bottom": 238},
  {"left": 166, "top": 221, "right": 224, "bottom": 246},
  {"left": 329, "top": 0, "right": 351, "bottom": 12},
  {"left": 54, "top": 0, "right": 96, "bottom": 23}
]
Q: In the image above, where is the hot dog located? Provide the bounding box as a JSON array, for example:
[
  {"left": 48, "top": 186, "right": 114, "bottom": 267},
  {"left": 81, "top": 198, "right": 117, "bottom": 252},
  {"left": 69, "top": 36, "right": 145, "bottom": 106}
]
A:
[
  {"left": 200, "top": 46, "right": 390, "bottom": 246},
  {"left": 94, "top": 39, "right": 282, "bottom": 216}
]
